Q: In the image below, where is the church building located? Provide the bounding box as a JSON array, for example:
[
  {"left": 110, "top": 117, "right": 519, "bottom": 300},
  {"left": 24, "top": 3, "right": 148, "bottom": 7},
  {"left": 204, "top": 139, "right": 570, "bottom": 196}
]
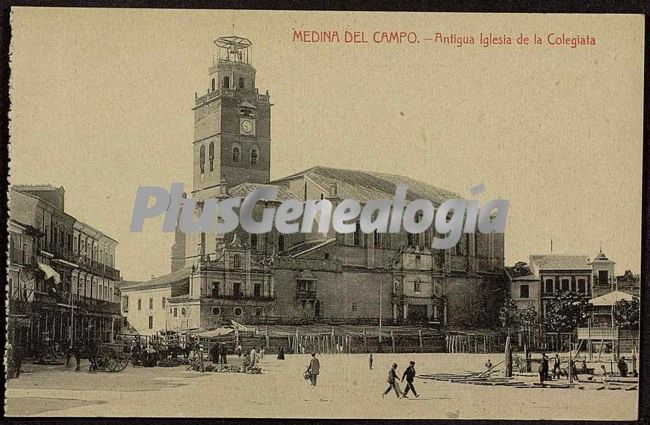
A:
[{"left": 121, "top": 35, "right": 506, "bottom": 335}]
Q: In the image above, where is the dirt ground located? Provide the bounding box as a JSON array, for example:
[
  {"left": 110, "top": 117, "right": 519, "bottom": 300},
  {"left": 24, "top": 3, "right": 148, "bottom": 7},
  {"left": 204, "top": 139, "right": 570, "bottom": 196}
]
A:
[{"left": 5, "top": 353, "right": 638, "bottom": 419}]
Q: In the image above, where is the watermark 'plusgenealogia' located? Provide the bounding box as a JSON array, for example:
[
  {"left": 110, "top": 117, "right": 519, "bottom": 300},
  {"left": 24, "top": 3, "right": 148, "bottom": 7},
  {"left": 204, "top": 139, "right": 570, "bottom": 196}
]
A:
[{"left": 129, "top": 183, "right": 509, "bottom": 250}]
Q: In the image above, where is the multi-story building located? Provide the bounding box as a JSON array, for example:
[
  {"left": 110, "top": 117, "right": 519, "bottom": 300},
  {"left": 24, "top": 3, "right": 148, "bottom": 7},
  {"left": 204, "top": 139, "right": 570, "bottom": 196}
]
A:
[
  {"left": 8, "top": 185, "right": 122, "bottom": 352},
  {"left": 110, "top": 35, "right": 507, "bottom": 336}
]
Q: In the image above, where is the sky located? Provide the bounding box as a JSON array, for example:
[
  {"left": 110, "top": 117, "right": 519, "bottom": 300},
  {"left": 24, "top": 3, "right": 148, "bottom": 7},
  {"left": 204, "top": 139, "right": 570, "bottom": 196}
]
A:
[{"left": 9, "top": 8, "right": 644, "bottom": 281}]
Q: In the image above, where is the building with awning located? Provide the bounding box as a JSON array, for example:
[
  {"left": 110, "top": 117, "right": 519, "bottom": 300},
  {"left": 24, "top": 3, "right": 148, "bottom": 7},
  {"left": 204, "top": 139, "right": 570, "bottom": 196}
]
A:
[
  {"left": 577, "top": 290, "right": 639, "bottom": 356},
  {"left": 37, "top": 261, "right": 61, "bottom": 284}
]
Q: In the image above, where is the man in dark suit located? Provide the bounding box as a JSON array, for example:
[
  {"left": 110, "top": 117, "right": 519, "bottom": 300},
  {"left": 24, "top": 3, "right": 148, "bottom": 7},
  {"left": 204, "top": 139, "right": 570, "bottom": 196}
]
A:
[{"left": 402, "top": 361, "right": 419, "bottom": 398}]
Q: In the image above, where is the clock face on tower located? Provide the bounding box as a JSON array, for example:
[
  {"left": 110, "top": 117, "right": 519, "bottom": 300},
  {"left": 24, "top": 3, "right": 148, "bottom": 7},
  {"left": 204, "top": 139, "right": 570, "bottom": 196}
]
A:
[{"left": 240, "top": 118, "right": 255, "bottom": 136}]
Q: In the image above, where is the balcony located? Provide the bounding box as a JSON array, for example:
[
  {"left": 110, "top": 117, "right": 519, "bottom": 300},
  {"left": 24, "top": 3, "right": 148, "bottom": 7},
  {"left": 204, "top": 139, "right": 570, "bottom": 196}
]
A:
[
  {"left": 206, "top": 293, "right": 275, "bottom": 301},
  {"left": 51, "top": 247, "right": 78, "bottom": 265},
  {"left": 295, "top": 290, "right": 317, "bottom": 300}
]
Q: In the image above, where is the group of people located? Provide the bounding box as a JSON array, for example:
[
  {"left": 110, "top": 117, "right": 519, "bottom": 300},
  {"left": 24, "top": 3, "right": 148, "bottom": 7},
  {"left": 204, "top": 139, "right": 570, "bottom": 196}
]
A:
[
  {"left": 381, "top": 360, "right": 419, "bottom": 399},
  {"left": 208, "top": 342, "right": 229, "bottom": 364}
]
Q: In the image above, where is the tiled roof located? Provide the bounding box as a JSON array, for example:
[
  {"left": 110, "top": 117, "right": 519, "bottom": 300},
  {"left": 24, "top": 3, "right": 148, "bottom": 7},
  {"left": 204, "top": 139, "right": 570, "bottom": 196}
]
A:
[
  {"left": 273, "top": 166, "right": 462, "bottom": 205},
  {"left": 505, "top": 265, "right": 537, "bottom": 281},
  {"left": 228, "top": 182, "right": 301, "bottom": 201},
  {"left": 529, "top": 254, "right": 590, "bottom": 271},
  {"left": 13, "top": 184, "right": 60, "bottom": 191},
  {"left": 119, "top": 266, "right": 193, "bottom": 291}
]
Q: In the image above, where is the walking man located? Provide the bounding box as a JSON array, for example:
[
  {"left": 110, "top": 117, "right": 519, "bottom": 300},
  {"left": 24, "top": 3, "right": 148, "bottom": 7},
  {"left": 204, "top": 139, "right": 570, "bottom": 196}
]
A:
[
  {"left": 219, "top": 343, "right": 228, "bottom": 365},
  {"left": 402, "top": 361, "right": 419, "bottom": 398},
  {"left": 539, "top": 352, "right": 549, "bottom": 384},
  {"left": 552, "top": 354, "right": 561, "bottom": 379},
  {"left": 307, "top": 352, "right": 320, "bottom": 387},
  {"left": 382, "top": 363, "right": 402, "bottom": 398},
  {"left": 369, "top": 354, "right": 374, "bottom": 370}
]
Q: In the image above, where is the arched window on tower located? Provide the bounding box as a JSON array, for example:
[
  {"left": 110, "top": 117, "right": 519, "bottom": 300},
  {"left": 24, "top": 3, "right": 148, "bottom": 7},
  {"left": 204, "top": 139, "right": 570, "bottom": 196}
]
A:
[
  {"left": 211, "top": 78, "right": 216, "bottom": 92},
  {"left": 239, "top": 77, "right": 245, "bottom": 89},
  {"left": 233, "top": 254, "right": 241, "bottom": 269},
  {"left": 250, "top": 148, "right": 258, "bottom": 165},
  {"left": 232, "top": 146, "right": 241, "bottom": 163},
  {"left": 223, "top": 76, "right": 230, "bottom": 88},
  {"left": 209, "top": 142, "right": 214, "bottom": 172},
  {"left": 199, "top": 145, "right": 206, "bottom": 174}
]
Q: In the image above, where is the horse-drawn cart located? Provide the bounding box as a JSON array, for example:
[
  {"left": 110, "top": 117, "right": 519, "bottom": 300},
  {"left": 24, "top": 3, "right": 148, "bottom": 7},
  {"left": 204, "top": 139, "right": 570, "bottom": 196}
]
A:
[
  {"left": 94, "top": 342, "right": 131, "bottom": 372},
  {"left": 67, "top": 340, "right": 132, "bottom": 372}
]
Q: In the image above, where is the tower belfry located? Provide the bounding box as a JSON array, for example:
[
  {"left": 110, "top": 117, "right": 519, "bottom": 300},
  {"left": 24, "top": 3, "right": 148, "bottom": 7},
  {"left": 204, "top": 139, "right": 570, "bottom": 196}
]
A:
[
  {"left": 192, "top": 35, "right": 272, "bottom": 198},
  {"left": 173, "top": 35, "right": 272, "bottom": 272}
]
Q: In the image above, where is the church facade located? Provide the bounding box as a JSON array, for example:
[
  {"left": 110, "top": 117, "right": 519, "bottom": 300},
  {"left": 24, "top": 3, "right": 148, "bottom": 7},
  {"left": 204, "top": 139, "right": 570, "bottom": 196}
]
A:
[{"left": 122, "top": 35, "right": 506, "bottom": 335}]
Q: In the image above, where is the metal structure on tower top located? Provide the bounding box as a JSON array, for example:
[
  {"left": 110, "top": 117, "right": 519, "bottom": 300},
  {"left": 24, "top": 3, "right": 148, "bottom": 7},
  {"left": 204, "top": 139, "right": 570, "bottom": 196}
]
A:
[{"left": 214, "top": 36, "right": 253, "bottom": 64}]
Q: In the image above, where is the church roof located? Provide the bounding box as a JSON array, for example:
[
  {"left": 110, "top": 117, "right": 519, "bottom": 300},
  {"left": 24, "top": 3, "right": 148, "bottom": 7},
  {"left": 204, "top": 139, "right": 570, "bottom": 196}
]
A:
[
  {"left": 228, "top": 182, "right": 301, "bottom": 201},
  {"left": 273, "top": 166, "right": 462, "bottom": 205},
  {"left": 278, "top": 238, "right": 336, "bottom": 258}
]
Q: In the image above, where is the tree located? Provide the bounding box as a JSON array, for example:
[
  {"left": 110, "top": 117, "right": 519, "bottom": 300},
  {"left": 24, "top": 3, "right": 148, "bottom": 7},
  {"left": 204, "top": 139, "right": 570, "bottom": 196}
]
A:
[
  {"left": 544, "top": 291, "right": 591, "bottom": 333},
  {"left": 613, "top": 297, "right": 640, "bottom": 329},
  {"left": 499, "top": 298, "right": 520, "bottom": 335}
]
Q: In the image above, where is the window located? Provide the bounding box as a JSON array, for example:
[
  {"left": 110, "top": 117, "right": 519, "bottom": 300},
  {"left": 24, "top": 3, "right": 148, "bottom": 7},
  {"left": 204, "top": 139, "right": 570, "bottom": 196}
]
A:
[
  {"left": 148, "top": 316, "right": 153, "bottom": 329},
  {"left": 211, "top": 78, "right": 215, "bottom": 91},
  {"left": 209, "top": 142, "right": 214, "bottom": 172},
  {"left": 254, "top": 284, "right": 261, "bottom": 298},
  {"left": 250, "top": 234, "right": 258, "bottom": 251},
  {"left": 255, "top": 307, "right": 262, "bottom": 317},
  {"left": 232, "top": 146, "right": 240, "bottom": 162},
  {"left": 414, "top": 280, "right": 421, "bottom": 293},
  {"left": 578, "top": 279, "right": 586, "bottom": 294},
  {"left": 598, "top": 270, "right": 609, "bottom": 286},
  {"left": 138, "top": 298, "right": 142, "bottom": 311},
  {"left": 250, "top": 148, "right": 258, "bottom": 165},
  {"left": 212, "top": 307, "right": 221, "bottom": 316},
  {"left": 212, "top": 281, "right": 220, "bottom": 297},
  {"left": 561, "top": 279, "right": 570, "bottom": 291},
  {"left": 238, "top": 77, "right": 245, "bottom": 89},
  {"left": 149, "top": 297, "right": 153, "bottom": 310},
  {"left": 161, "top": 298, "right": 166, "bottom": 308},
  {"left": 173, "top": 308, "right": 178, "bottom": 317},
  {"left": 408, "top": 232, "right": 419, "bottom": 247},
  {"left": 122, "top": 296, "right": 129, "bottom": 313},
  {"left": 181, "top": 307, "right": 187, "bottom": 316},
  {"left": 223, "top": 76, "right": 229, "bottom": 88},
  {"left": 520, "top": 284, "right": 529, "bottom": 299},
  {"left": 278, "top": 235, "right": 285, "bottom": 252},
  {"left": 199, "top": 145, "right": 205, "bottom": 174},
  {"left": 234, "top": 307, "right": 243, "bottom": 317},
  {"left": 233, "top": 254, "right": 241, "bottom": 268},
  {"left": 352, "top": 303, "right": 358, "bottom": 312}
]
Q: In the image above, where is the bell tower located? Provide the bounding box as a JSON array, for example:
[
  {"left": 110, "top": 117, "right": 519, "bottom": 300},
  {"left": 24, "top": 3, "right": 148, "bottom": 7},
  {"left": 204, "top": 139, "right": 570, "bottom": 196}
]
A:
[{"left": 192, "top": 35, "right": 272, "bottom": 199}]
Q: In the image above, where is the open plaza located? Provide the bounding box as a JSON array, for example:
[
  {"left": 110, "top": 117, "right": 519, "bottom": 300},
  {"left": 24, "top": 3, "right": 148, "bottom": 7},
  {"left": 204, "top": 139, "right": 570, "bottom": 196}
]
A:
[{"left": 5, "top": 352, "right": 638, "bottom": 420}]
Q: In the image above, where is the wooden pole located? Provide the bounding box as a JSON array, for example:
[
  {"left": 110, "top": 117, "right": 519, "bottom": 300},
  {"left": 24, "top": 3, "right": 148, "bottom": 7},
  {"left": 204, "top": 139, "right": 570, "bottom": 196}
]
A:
[{"left": 505, "top": 334, "right": 512, "bottom": 378}]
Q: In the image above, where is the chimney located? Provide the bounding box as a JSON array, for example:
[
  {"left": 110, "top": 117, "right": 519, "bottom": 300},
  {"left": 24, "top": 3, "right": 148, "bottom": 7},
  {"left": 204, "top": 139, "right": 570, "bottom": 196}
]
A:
[{"left": 329, "top": 183, "right": 338, "bottom": 198}]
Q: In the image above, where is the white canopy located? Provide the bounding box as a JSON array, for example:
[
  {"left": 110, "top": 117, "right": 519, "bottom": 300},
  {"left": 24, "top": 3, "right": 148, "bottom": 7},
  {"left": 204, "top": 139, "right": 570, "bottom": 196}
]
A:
[
  {"left": 589, "top": 290, "right": 634, "bottom": 307},
  {"left": 38, "top": 262, "right": 61, "bottom": 284}
]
